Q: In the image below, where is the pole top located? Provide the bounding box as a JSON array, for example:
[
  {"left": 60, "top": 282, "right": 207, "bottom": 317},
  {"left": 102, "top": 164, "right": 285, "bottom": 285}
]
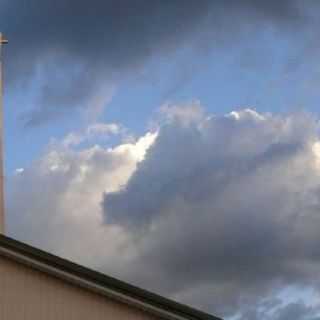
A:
[
  {"left": 0, "top": 34, "right": 8, "bottom": 45},
  {"left": 0, "top": 34, "right": 8, "bottom": 60}
]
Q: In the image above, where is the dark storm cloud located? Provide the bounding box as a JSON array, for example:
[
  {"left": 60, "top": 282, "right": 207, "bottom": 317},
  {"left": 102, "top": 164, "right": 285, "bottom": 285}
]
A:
[
  {"left": 103, "top": 107, "right": 320, "bottom": 316},
  {"left": 0, "top": 0, "right": 308, "bottom": 125}
]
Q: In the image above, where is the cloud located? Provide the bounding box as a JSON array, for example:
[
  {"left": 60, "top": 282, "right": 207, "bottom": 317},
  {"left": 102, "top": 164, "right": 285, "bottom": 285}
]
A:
[
  {"left": 240, "top": 300, "right": 320, "bottom": 320},
  {"left": 1, "top": 0, "right": 309, "bottom": 125},
  {"left": 6, "top": 126, "right": 155, "bottom": 268},
  {"left": 60, "top": 122, "right": 126, "bottom": 148},
  {"left": 272, "top": 302, "right": 320, "bottom": 320},
  {"left": 7, "top": 105, "right": 320, "bottom": 319},
  {"left": 103, "top": 105, "right": 320, "bottom": 316}
]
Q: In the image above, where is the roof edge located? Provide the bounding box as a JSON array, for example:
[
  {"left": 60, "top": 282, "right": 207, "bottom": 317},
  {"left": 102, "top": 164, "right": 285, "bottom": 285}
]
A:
[{"left": 0, "top": 235, "right": 222, "bottom": 320}]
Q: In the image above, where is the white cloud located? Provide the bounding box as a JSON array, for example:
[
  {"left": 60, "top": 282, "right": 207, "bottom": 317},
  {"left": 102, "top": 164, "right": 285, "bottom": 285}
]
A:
[
  {"left": 61, "top": 122, "right": 127, "bottom": 148},
  {"left": 14, "top": 168, "right": 24, "bottom": 175},
  {"left": 87, "top": 123, "right": 121, "bottom": 136},
  {"left": 7, "top": 127, "right": 156, "bottom": 270}
]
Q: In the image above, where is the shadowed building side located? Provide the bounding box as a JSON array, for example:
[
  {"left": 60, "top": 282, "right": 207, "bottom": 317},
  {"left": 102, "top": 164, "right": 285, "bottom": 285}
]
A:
[
  {"left": 0, "top": 254, "right": 160, "bottom": 320},
  {"left": 0, "top": 235, "right": 222, "bottom": 320}
]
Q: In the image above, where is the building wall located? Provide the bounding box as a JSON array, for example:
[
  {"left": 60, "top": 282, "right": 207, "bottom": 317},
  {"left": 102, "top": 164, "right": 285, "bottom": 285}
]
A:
[{"left": 0, "top": 255, "right": 160, "bottom": 320}]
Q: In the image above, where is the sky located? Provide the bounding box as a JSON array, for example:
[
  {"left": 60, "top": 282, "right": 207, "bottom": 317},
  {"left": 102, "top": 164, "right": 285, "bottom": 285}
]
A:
[{"left": 2, "top": 1, "right": 320, "bottom": 319}]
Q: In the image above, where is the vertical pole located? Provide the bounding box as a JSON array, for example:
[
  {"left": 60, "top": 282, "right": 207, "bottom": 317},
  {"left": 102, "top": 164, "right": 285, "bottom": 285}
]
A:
[{"left": 0, "top": 33, "right": 5, "bottom": 234}]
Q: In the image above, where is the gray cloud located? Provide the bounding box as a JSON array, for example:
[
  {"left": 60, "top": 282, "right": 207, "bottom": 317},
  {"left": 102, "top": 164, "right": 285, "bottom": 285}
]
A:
[
  {"left": 273, "top": 302, "right": 320, "bottom": 320},
  {"left": 103, "top": 107, "right": 320, "bottom": 316},
  {"left": 0, "top": 0, "right": 310, "bottom": 125},
  {"left": 239, "top": 301, "right": 320, "bottom": 320}
]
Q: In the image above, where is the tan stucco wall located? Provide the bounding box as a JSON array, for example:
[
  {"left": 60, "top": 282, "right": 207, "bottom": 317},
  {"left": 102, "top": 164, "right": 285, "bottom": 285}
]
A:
[{"left": 0, "top": 255, "right": 160, "bottom": 320}]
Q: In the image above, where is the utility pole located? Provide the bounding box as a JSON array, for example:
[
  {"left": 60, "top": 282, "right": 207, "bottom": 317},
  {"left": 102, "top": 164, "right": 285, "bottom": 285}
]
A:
[{"left": 0, "top": 33, "right": 8, "bottom": 234}]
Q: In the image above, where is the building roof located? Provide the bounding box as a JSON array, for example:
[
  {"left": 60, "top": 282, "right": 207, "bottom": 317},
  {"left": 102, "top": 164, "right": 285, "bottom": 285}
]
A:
[{"left": 0, "top": 234, "right": 222, "bottom": 320}]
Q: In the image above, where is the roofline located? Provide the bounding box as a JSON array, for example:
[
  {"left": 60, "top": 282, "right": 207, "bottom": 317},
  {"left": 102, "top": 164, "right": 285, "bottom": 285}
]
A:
[{"left": 0, "top": 235, "right": 222, "bottom": 320}]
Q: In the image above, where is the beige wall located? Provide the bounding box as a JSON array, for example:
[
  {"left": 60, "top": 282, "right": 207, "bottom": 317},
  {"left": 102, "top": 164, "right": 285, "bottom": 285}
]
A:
[{"left": 0, "top": 255, "right": 160, "bottom": 320}]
